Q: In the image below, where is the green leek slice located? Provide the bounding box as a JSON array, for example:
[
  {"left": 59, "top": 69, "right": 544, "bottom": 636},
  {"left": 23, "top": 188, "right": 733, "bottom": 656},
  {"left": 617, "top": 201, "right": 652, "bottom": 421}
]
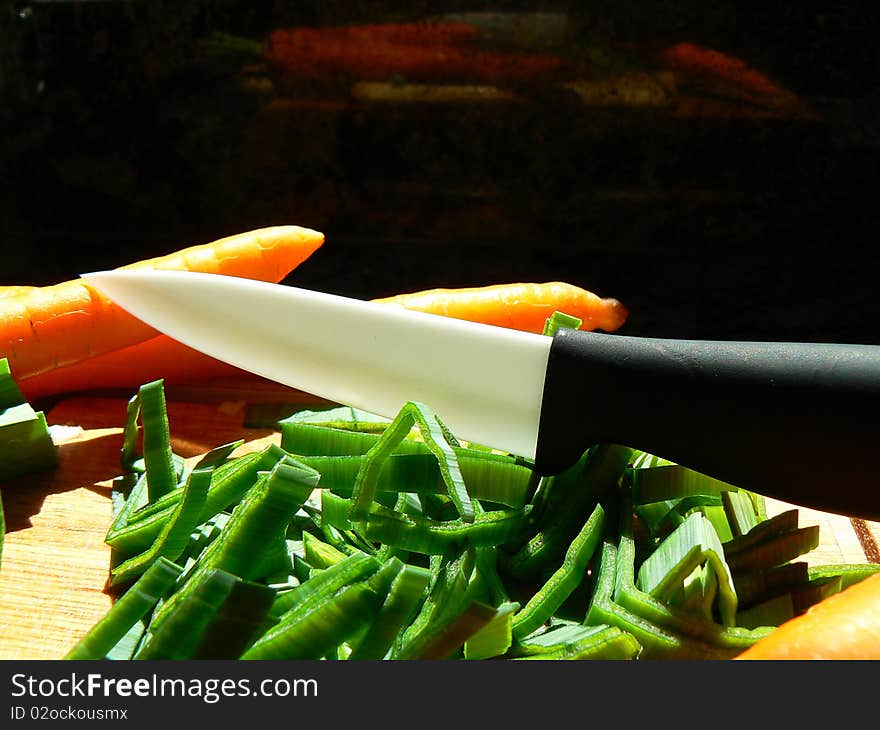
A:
[
  {"left": 349, "top": 401, "right": 474, "bottom": 523},
  {"left": 514, "top": 623, "right": 641, "bottom": 660},
  {"left": 350, "top": 563, "right": 431, "bottom": 660},
  {"left": 243, "top": 570, "right": 389, "bottom": 660},
  {"left": 109, "top": 442, "right": 240, "bottom": 586},
  {"left": 636, "top": 511, "right": 738, "bottom": 627},
  {"left": 613, "top": 501, "right": 768, "bottom": 651},
  {"left": 511, "top": 502, "right": 605, "bottom": 639},
  {"left": 725, "top": 526, "right": 820, "bottom": 573},
  {"left": 136, "top": 380, "right": 178, "bottom": 502},
  {"left": 134, "top": 569, "right": 260, "bottom": 660},
  {"left": 396, "top": 601, "right": 500, "bottom": 659},
  {"left": 269, "top": 551, "right": 381, "bottom": 621},
  {"left": 363, "top": 503, "right": 531, "bottom": 556},
  {"left": 302, "top": 531, "right": 348, "bottom": 568},
  {"left": 542, "top": 311, "right": 583, "bottom": 337},
  {"left": 299, "top": 452, "right": 531, "bottom": 508},
  {"left": 631, "top": 463, "right": 735, "bottom": 505},
  {"left": 735, "top": 593, "right": 795, "bottom": 630},
  {"left": 722, "top": 490, "right": 759, "bottom": 537},
  {"left": 733, "top": 562, "right": 809, "bottom": 608},
  {"left": 107, "top": 444, "right": 286, "bottom": 559},
  {"left": 0, "top": 358, "right": 58, "bottom": 481},
  {"left": 189, "top": 579, "right": 276, "bottom": 659},
  {"left": 150, "top": 456, "right": 320, "bottom": 631},
  {"left": 808, "top": 563, "right": 880, "bottom": 590},
  {"left": 506, "top": 444, "right": 631, "bottom": 580},
  {"left": 463, "top": 601, "right": 520, "bottom": 660},
  {"left": 65, "top": 558, "right": 182, "bottom": 659}
]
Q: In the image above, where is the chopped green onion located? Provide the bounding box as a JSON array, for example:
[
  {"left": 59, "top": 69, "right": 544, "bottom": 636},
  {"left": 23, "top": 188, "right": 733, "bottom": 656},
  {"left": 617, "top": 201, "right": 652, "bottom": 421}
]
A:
[
  {"left": 120, "top": 392, "right": 141, "bottom": 470},
  {"left": 636, "top": 511, "right": 738, "bottom": 627},
  {"left": 189, "top": 579, "right": 276, "bottom": 659},
  {"left": 514, "top": 623, "right": 641, "bottom": 660},
  {"left": 65, "top": 558, "right": 182, "bottom": 659},
  {"left": 59, "top": 379, "right": 873, "bottom": 662},
  {"left": 242, "top": 572, "right": 388, "bottom": 660},
  {"left": 134, "top": 569, "right": 260, "bottom": 660},
  {"left": 149, "top": 456, "right": 320, "bottom": 632},
  {"left": 136, "top": 380, "right": 179, "bottom": 502},
  {"left": 107, "top": 444, "right": 286, "bottom": 560},
  {"left": 302, "top": 531, "right": 348, "bottom": 568},
  {"left": 463, "top": 601, "right": 520, "bottom": 660},
  {"left": 511, "top": 502, "right": 605, "bottom": 639},
  {"left": 723, "top": 509, "right": 800, "bottom": 556},
  {"left": 109, "top": 442, "right": 239, "bottom": 586},
  {"left": 613, "top": 500, "right": 767, "bottom": 652},
  {"left": 631, "top": 463, "right": 735, "bottom": 505},
  {"left": 0, "top": 358, "right": 57, "bottom": 481},
  {"left": 542, "top": 311, "right": 583, "bottom": 337},
  {"left": 280, "top": 405, "right": 392, "bottom": 433},
  {"left": 506, "top": 444, "right": 631, "bottom": 580},
  {"left": 364, "top": 502, "right": 531, "bottom": 556},
  {"left": 269, "top": 551, "right": 381, "bottom": 621},
  {"left": 725, "top": 526, "right": 820, "bottom": 573},
  {"left": 790, "top": 576, "right": 843, "bottom": 614},
  {"left": 350, "top": 564, "right": 431, "bottom": 660},
  {"left": 722, "top": 490, "right": 759, "bottom": 537},
  {"left": 298, "top": 451, "right": 531, "bottom": 508},
  {"left": 398, "top": 601, "right": 500, "bottom": 659},
  {"left": 733, "top": 562, "right": 809, "bottom": 608},
  {"left": 735, "top": 593, "right": 795, "bottom": 630},
  {"left": 808, "top": 563, "right": 880, "bottom": 590},
  {"left": 349, "top": 401, "right": 474, "bottom": 523}
]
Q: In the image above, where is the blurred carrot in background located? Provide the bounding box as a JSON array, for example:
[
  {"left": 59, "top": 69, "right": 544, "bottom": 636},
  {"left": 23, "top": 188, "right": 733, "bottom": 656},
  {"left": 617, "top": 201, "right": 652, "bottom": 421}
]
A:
[{"left": 657, "top": 42, "right": 801, "bottom": 109}]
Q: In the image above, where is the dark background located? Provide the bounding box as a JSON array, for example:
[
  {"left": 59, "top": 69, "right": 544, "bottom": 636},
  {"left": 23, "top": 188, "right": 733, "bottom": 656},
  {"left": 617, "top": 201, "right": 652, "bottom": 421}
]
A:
[{"left": 1, "top": 1, "right": 878, "bottom": 343}]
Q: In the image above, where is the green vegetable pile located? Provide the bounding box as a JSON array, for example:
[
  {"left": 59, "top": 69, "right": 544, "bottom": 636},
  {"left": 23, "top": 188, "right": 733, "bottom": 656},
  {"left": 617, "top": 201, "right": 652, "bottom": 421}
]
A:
[
  {"left": 3, "top": 328, "right": 877, "bottom": 660},
  {"left": 54, "top": 315, "right": 877, "bottom": 660}
]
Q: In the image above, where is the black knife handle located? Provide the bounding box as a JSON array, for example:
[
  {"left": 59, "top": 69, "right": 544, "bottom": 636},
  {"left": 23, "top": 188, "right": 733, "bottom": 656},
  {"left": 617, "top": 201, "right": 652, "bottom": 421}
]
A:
[{"left": 534, "top": 329, "right": 880, "bottom": 520}]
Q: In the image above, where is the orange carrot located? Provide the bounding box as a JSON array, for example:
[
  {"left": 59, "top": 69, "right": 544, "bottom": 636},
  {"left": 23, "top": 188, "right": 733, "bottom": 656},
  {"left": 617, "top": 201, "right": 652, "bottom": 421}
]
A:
[
  {"left": 17, "top": 281, "right": 628, "bottom": 402},
  {"left": 657, "top": 42, "right": 798, "bottom": 106},
  {"left": 0, "top": 226, "right": 323, "bottom": 383},
  {"left": 263, "top": 30, "right": 566, "bottom": 86},
  {"left": 270, "top": 23, "right": 482, "bottom": 48},
  {"left": 736, "top": 572, "right": 880, "bottom": 659},
  {"left": 18, "top": 336, "right": 250, "bottom": 403},
  {"left": 373, "top": 282, "right": 628, "bottom": 334}
]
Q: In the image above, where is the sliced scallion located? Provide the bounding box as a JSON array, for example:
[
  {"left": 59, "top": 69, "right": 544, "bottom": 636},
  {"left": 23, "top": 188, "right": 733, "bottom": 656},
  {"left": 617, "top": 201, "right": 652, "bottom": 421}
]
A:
[
  {"left": 65, "top": 557, "right": 182, "bottom": 659},
  {"left": 349, "top": 401, "right": 474, "bottom": 523},
  {"left": 636, "top": 511, "right": 738, "bottom": 627},
  {"left": 511, "top": 502, "right": 605, "bottom": 639}
]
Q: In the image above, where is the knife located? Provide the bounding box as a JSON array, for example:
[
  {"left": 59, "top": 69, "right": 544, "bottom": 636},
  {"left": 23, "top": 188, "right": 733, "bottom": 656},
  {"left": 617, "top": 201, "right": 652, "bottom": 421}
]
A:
[{"left": 82, "top": 269, "right": 880, "bottom": 520}]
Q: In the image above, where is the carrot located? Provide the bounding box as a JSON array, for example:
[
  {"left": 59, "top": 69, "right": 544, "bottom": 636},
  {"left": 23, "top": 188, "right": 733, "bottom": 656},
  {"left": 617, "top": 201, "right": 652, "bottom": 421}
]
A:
[
  {"left": 17, "top": 336, "right": 250, "bottom": 403},
  {"left": 736, "top": 572, "right": 880, "bottom": 659},
  {"left": 17, "top": 281, "right": 628, "bottom": 402},
  {"left": 0, "top": 226, "right": 323, "bottom": 383},
  {"left": 263, "top": 31, "right": 566, "bottom": 86},
  {"left": 269, "top": 23, "right": 482, "bottom": 48},
  {"left": 657, "top": 42, "right": 798, "bottom": 107},
  {"left": 373, "top": 282, "right": 629, "bottom": 334}
]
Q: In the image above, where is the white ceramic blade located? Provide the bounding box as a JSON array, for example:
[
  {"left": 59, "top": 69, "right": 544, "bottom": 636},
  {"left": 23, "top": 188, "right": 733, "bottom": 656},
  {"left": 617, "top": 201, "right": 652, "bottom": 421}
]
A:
[{"left": 82, "top": 270, "right": 553, "bottom": 459}]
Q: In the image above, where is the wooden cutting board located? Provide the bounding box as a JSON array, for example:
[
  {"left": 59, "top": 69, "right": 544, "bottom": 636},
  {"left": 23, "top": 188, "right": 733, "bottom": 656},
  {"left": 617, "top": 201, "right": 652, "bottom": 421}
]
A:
[{"left": 1, "top": 385, "right": 878, "bottom": 660}]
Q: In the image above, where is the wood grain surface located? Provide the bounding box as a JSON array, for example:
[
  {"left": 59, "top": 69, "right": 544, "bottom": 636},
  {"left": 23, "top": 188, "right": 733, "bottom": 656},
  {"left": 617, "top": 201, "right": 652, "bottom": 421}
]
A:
[{"left": 1, "top": 387, "right": 878, "bottom": 660}]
